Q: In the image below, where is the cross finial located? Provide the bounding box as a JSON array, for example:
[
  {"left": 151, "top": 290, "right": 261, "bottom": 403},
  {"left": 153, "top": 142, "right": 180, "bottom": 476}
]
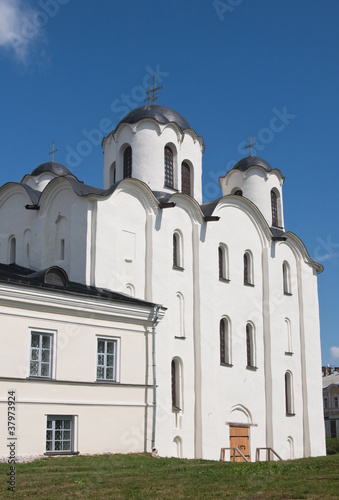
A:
[
  {"left": 244, "top": 135, "right": 256, "bottom": 157},
  {"left": 49, "top": 141, "right": 58, "bottom": 163},
  {"left": 144, "top": 75, "right": 163, "bottom": 109}
]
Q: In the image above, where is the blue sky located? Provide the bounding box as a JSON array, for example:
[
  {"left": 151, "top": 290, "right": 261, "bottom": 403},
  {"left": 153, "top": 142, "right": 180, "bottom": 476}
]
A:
[{"left": 0, "top": 0, "right": 338, "bottom": 365}]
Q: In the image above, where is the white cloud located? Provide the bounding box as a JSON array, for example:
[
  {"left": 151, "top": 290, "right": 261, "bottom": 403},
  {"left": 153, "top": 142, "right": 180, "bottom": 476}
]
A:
[
  {"left": 330, "top": 346, "right": 339, "bottom": 363},
  {"left": 0, "top": 0, "right": 40, "bottom": 63}
]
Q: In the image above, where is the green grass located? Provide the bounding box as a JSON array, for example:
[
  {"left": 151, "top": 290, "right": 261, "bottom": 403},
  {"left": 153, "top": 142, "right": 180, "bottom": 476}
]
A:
[
  {"left": 0, "top": 453, "right": 338, "bottom": 499},
  {"left": 327, "top": 438, "right": 339, "bottom": 455}
]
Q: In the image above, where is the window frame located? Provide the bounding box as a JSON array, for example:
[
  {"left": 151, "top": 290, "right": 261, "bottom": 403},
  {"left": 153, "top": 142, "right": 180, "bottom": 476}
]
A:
[
  {"left": 9, "top": 236, "right": 16, "bottom": 264},
  {"left": 244, "top": 251, "right": 254, "bottom": 286},
  {"left": 123, "top": 146, "right": 132, "bottom": 179},
  {"left": 246, "top": 323, "right": 256, "bottom": 369},
  {"left": 220, "top": 317, "right": 232, "bottom": 366},
  {"left": 285, "top": 371, "right": 295, "bottom": 416},
  {"left": 218, "top": 244, "right": 229, "bottom": 282},
  {"left": 271, "top": 189, "right": 279, "bottom": 227},
  {"left": 29, "top": 331, "right": 53, "bottom": 379},
  {"left": 46, "top": 415, "right": 76, "bottom": 454},
  {"left": 181, "top": 161, "right": 191, "bottom": 195},
  {"left": 171, "top": 357, "right": 183, "bottom": 412},
  {"left": 283, "top": 261, "right": 292, "bottom": 295},
  {"left": 96, "top": 338, "right": 118, "bottom": 382},
  {"left": 164, "top": 145, "right": 174, "bottom": 188},
  {"left": 173, "top": 231, "right": 184, "bottom": 270}
]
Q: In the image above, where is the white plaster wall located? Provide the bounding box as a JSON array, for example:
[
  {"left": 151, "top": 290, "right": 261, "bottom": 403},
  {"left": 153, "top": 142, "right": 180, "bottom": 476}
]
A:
[
  {"left": 220, "top": 168, "right": 284, "bottom": 229},
  {"left": 93, "top": 189, "right": 147, "bottom": 297},
  {"left": 0, "top": 297, "right": 154, "bottom": 459},
  {"left": 199, "top": 203, "right": 267, "bottom": 460},
  {"left": 151, "top": 204, "right": 196, "bottom": 458},
  {"left": 0, "top": 396, "right": 151, "bottom": 457}
]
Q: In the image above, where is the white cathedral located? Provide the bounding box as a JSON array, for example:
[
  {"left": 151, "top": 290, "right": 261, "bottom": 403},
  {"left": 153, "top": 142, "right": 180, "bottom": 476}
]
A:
[{"left": 0, "top": 100, "right": 326, "bottom": 462}]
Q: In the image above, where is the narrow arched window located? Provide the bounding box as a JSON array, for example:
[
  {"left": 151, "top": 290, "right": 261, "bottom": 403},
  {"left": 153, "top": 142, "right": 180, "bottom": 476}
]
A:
[
  {"left": 218, "top": 246, "right": 224, "bottom": 279},
  {"left": 164, "top": 146, "right": 174, "bottom": 188},
  {"left": 283, "top": 261, "right": 291, "bottom": 295},
  {"left": 219, "top": 245, "right": 229, "bottom": 281},
  {"left": 285, "top": 318, "right": 292, "bottom": 354},
  {"left": 181, "top": 162, "right": 191, "bottom": 195},
  {"left": 173, "top": 231, "right": 183, "bottom": 269},
  {"left": 220, "top": 318, "right": 231, "bottom": 365},
  {"left": 271, "top": 190, "right": 279, "bottom": 226},
  {"left": 173, "top": 233, "right": 178, "bottom": 267},
  {"left": 285, "top": 371, "right": 294, "bottom": 415},
  {"left": 123, "top": 146, "right": 132, "bottom": 179},
  {"left": 176, "top": 293, "right": 185, "bottom": 338},
  {"left": 244, "top": 252, "right": 253, "bottom": 285},
  {"left": 110, "top": 162, "right": 116, "bottom": 184},
  {"left": 9, "top": 237, "right": 16, "bottom": 264},
  {"left": 246, "top": 323, "right": 255, "bottom": 367},
  {"left": 244, "top": 253, "right": 249, "bottom": 284},
  {"left": 171, "top": 358, "right": 182, "bottom": 411}
]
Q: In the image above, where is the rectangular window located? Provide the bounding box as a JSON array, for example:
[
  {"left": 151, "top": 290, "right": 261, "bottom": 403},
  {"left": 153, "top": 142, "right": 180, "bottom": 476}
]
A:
[
  {"left": 334, "top": 397, "right": 339, "bottom": 408},
  {"left": 97, "top": 339, "right": 117, "bottom": 381},
  {"left": 324, "top": 397, "right": 328, "bottom": 409},
  {"left": 46, "top": 416, "right": 73, "bottom": 453},
  {"left": 30, "top": 332, "right": 53, "bottom": 378}
]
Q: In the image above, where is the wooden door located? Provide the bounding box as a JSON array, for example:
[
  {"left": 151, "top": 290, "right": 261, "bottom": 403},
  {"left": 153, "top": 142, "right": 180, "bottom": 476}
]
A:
[{"left": 229, "top": 426, "right": 250, "bottom": 462}]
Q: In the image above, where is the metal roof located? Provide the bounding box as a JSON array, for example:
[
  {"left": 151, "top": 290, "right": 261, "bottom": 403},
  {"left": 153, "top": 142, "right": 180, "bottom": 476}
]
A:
[
  {"left": 31, "top": 162, "right": 72, "bottom": 177},
  {"left": 117, "top": 104, "right": 190, "bottom": 131},
  {"left": 232, "top": 156, "right": 273, "bottom": 172}
]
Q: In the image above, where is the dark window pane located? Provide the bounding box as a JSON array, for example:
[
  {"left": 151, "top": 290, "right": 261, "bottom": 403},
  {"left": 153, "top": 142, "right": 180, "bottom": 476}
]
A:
[
  {"left": 123, "top": 146, "right": 132, "bottom": 178},
  {"left": 181, "top": 162, "right": 191, "bottom": 195},
  {"left": 164, "top": 146, "right": 174, "bottom": 188}
]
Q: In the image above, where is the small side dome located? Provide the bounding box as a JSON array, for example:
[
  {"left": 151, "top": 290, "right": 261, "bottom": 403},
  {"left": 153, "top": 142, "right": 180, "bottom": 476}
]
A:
[
  {"left": 117, "top": 104, "right": 190, "bottom": 131},
  {"left": 233, "top": 156, "right": 273, "bottom": 172},
  {"left": 31, "top": 162, "right": 72, "bottom": 177}
]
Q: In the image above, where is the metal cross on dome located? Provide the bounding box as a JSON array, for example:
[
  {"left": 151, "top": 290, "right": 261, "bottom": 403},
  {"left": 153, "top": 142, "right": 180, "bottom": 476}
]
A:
[
  {"left": 144, "top": 75, "right": 163, "bottom": 109},
  {"left": 244, "top": 135, "right": 256, "bottom": 157},
  {"left": 49, "top": 141, "right": 58, "bottom": 163}
]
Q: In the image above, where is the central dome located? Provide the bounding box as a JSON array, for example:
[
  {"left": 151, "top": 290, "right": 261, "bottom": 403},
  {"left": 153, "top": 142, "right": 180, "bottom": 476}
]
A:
[{"left": 117, "top": 105, "right": 190, "bottom": 130}]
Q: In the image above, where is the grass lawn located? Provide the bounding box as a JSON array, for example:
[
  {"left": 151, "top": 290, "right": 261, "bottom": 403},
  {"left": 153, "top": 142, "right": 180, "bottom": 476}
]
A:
[{"left": 0, "top": 453, "right": 338, "bottom": 499}]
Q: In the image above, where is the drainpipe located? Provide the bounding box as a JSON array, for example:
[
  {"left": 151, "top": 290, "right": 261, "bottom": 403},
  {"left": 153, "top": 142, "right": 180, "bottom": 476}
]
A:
[{"left": 151, "top": 305, "right": 160, "bottom": 452}]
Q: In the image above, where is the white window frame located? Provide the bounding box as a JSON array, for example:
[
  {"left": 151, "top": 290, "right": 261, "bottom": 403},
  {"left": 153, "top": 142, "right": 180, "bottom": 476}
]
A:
[
  {"left": 46, "top": 415, "right": 75, "bottom": 453},
  {"left": 29, "top": 331, "right": 54, "bottom": 378},
  {"left": 283, "top": 261, "right": 292, "bottom": 295},
  {"left": 246, "top": 322, "right": 256, "bottom": 368},
  {"left": 285, "top": 371, "right": 295, "bottom": 415},
  {"left": 218, "top": 244, "right": 230, "bottom": 281},
  {"left": 96, "top": 338, "right": 118, "bottom": 382},
  {"left": 244, "top": 250, "right": 254, "bottom": 286},
  {"left": 173, "top": 230, "right": 184, "bottom": 270}
]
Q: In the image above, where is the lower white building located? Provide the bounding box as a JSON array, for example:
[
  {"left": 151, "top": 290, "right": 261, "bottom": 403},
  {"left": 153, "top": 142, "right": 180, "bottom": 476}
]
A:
[{"left": 0, "top": 102, "right": 326, "bottom": 461}]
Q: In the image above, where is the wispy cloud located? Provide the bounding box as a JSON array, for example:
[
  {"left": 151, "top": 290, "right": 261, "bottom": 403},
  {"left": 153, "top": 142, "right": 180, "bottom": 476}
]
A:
[
  {"left": 330, "top": 346, "right": 339, "bottom": 363},
  {"left": 0, "top": 0, "right": 42, "bottom": 64}
]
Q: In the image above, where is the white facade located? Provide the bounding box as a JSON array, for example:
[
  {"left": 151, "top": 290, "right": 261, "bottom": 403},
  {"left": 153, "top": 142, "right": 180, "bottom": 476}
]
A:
[{"left": 0, "top": 104, "right": 326, "bottom": 461}]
